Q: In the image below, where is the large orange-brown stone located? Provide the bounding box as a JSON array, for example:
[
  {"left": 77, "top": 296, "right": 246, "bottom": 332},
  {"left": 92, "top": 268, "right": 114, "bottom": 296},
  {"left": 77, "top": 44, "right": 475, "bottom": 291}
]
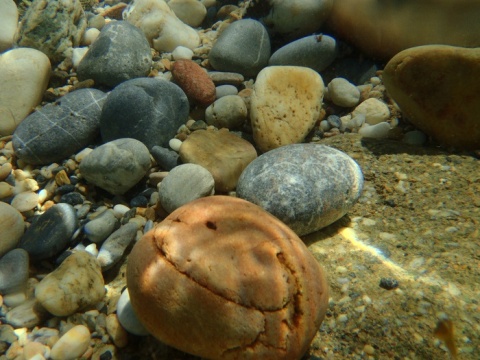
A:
[
  {"left": 383, "top": 45, "right": 480, "bottom": 150},
  {"left": 127, "top": 196, "right": 329, "bottom": 360},
  {"left": 327, "top": 0, "right": 480, "bottom": 59}
]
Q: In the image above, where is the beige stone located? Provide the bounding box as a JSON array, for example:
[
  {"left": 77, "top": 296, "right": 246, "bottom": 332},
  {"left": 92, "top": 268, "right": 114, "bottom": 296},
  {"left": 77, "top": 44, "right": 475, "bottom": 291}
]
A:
[
  {"left": 35, "top": 251, "right": 105, "bottom": 317},
  {"left": 250, "top": 66, "right": 324, "bottom": 153},
  {"left": 123, "top": 0, "right": 200, "bottom": 52},
  {"left": 327, "top": 0, "right": 480, "bottom": 59},
  {"left": 383, "top": 45, "right": 480, "bottom": 149},
  {"left": 0, "top": 48, "right": 51, "bottom": 135},
  {"left": 127, "top": 196, "right": 329, "bottom": 360},
  {"left": 179, "top": 129, "right": 257, "bottom": 192},
  {"left": 352, "top": 98, "right": 390, "bottom": 125},
  {"left": 0, "top": 0, "right": 18, "bottom": 52},
  {"left": 0, "top": 202, "right": 24, "bottom": 257},
  {"left": 50, "top": 325, "right": 90, "bottom": 360}
]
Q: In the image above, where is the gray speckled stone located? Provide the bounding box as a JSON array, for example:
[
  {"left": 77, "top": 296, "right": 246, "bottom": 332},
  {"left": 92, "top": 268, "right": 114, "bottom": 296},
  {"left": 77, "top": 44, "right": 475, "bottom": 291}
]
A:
[
  {"left": 77, "top": 20, "right": 152, "bottom": 88},
  {"left": 97, "top": 222, "right": 138, "bottom": 271},
  {"left": 100, "top": 78, "right": 189, "bottom": 149},
  {"left": 0, "top": 249, "right": 29, "bottom": 295},
  {"left": 79, "top": 138, "right": 151, "bottom": 195},
  {"left": 12, "top": 88, "right": 107, "bottom": 165},
  {"left": 269, "top": 34, "right": 337, "bottom": 73},
  {"left": 209, "top": 19, "right": 270, "bottom": 77},
  {"left": 236, "top": 144, "right": 364, "bottom": 236}
]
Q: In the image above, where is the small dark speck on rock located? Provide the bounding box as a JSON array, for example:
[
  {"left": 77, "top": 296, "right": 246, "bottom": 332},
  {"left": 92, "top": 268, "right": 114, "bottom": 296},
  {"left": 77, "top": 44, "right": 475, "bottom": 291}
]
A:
[{"left": 379, "top": 277, "right": 399, "bottom": 290}]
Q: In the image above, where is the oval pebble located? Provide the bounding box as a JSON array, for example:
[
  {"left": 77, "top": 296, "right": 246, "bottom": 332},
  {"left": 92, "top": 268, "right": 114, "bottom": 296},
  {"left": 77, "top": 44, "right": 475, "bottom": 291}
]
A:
[
  {"left": 83, "top": 209, "right": 118, "bottom": 243},
  {"left": 352, "top": 98, "right": 390, "bottom": 125},
  {"left": 215, "top": 84, "right": 238, "bottom": 98},
  {"left": 97, "top": 222, "right": 139, "bottom": 271},
  {"left": 327, "top": 77, "right": 361, "bottom": 107},
  {"left": 10, "top": 191, "right": 38, "bottom": 212},
  {"left": 237, "top": 144, "right": 364, "bottom": 236},
  {"left": 19, "top": 203, "right": 78, "bottom": 261},
  {"left": 358, "top": 122, "right": 392, "bottom": 139},
  {"left": 50, "top": 325, "right": 90, "bottom": 360},
  {"left": 205, "top": 95, "right": 247, "bottom": 130},
  {"left": 116, "top": 288, "right": 149, "bottom": 336}
]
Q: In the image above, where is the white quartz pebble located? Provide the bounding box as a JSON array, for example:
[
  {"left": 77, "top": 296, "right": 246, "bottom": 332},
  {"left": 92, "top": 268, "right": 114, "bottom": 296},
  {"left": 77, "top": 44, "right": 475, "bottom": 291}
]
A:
[
  {"left": 358, "top": 122, "right": 391, "bottom": 139},
  {"left": 72, "top": 47, "right": 89, "bottom": 68},
  {"left": 0, "top": 202, "right": 24, "bottom": 256},
  {"left": 169, "top": 138, "right": 183, "bottom": 152},
  {"left": 172, "top": 45, "right": 194, "bottom": 60},
  {"left": 82, "top": 28, "right": 100, "bottom": 46},
  {"left": 50, "top": 325, "right": 90, "bottom": 360},
  {"left": 328, "top": 78, "right": 360, "bottom": 107}
]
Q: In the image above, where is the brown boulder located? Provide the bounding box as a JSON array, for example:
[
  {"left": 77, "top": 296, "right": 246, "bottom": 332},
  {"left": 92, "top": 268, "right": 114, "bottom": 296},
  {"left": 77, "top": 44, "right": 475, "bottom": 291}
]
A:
[
  {"left": 383, "top": 45, "right": 480, "bottom": 150},
  {"left": 127, "top": 196, "right": 329, "bottom": 360},
  {"left": 327, "top": 0, "right": 480, "bottom": 59}
]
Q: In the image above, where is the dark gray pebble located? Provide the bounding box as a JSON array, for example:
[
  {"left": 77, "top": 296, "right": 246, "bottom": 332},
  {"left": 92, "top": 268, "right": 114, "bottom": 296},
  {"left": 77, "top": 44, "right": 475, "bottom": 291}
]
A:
[
  {"left": 60, "top": 192, "right": 85, "bottom": 206},
  {"left": 100, "top": 78, "right": 189, "bottom": 149},
  {"left": 379, "top": 278, "right": 399, "bottom": 290},
  {"left": 18, "top": 204, "right": 78, "bottom": 261},
  {"left": 0, "top": 249, "right": 29, "bottom": 295},
  {"left": 130, "top": 196, "right": 148, "bottom": 208},
  {"left": 151, "top": 146, "right": 180, "bottom": 171},
  {"left": 12, "top": 89, "right": 107, "bottom": 165}
]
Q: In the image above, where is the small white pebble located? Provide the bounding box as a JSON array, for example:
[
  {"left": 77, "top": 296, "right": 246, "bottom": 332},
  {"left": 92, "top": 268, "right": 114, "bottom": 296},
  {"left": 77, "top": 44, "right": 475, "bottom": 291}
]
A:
[
  {"left": 72, "top": 47, "right": 89, "bottom": 69},
  {"left": 85, "top": 243, "right": 98, "bottom": 257},
  {"left": 169, "top": 138, "right": 183, "bottom": 152},
  {"left": 172, "top": 46, "right": 194, "bottom": 60},
  {"left": 83, "top": 28, "right": 100, "bottom": 46},
  {"left": 319, "top": 120, "right": 330, "bottom": 131},
  {"left": 113, "top": 204, "right": 130, "bottom": 218}
]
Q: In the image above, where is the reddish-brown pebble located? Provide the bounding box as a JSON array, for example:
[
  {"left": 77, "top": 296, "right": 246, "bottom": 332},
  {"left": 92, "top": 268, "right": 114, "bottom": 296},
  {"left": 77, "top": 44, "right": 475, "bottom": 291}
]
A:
[{"left": 171, "top": 59, "right": 216, "bottom": 107}]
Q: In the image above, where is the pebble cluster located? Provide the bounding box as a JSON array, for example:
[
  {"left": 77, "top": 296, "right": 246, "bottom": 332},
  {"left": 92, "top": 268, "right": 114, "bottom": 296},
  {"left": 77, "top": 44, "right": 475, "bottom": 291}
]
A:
[{"left": 0, "top": 0, "right": 478, "bottom": 359}]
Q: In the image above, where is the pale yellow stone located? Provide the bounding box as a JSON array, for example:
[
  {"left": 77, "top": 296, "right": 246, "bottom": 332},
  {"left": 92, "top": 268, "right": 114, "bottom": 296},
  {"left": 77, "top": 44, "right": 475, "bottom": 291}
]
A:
[
  {"left": 250, "top": 66, "right": 324, "bottom": 153},
  {"left": 0, "top": 162, "right": 12, "bottom": 181},
  {"left": 50, "top": 325, "right": 90, "bottom": 360},
  {"left": 0, "top": 48, "right": 51, "bottom": 135},
  {"left": 10, "top": 191, "right": 39, "bottom": 212},
  {"left": 0, "top": 0, "right": 18, "bottom": 52},
  {"left": 35, "top": 251, "right": 105, "bottom": 317},
  {"left": 106, "top": 314, "right": 129, "bottom": 348},
  {"left": 352, "top": 98, "right": 390, "bottom": 125},
  {"left": 0, "top": 181, "right": 14, "bottom": 199}
]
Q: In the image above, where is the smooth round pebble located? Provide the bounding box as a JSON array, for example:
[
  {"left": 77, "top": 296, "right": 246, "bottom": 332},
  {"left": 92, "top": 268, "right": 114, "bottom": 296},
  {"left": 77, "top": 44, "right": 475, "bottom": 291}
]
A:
[
  {"left": 358, "top": 122, "right": 392, "bottom": 139},
  {"left": 97, "top": 222, "right": 138, "bottom": 271},
  {"left": 158, "top": 163, "right": 215, "bottom": 213},
  {"left": 50, "top": 325, "right": 90, "bottom": 360},
  {"left": 82, "top": 27, "right": 100, "bottom": 45},
  {"left": 237, "top": 144, "right": 364, "bottom": 236},
  {"left": 205, "top": 95, "right": 247, "bottom": 130},
  {"left": 84, "top": 209, "right": 118, "bottom": 243},
  {"left": 168, "top": 0, "right": 207, "bottom": 27},
  {"left": 172, "top": 45, "right": 194, "bottom": 60},
  {"left": 0, "top": 0, "right": 18, "bottom": 52},
  {"left": 327, "top": 78, "right": 361, "bottom": 107},
  {"left": 352, "top": 98, "right": 390, "bottom": 125},
  {"left": 215, "top": 84, "right": 238, "bottom": 98},
  {"left": 169, "top": 138, "right": 183, "bottom": 152}
]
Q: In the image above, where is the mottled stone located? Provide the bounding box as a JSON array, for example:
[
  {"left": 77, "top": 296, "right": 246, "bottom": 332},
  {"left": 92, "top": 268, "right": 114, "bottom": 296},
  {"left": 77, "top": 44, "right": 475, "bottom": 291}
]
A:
[
  {"left": 383, "top": 45, "right": 480, "bottom": 149},
  {"left": 19, "top": 204, "right": 78, "bottom": 261},
  {"left": 12, "top": 89, "right": 107, "bottom": 165},
  {"left": 123, "top": 0, "right": 200, "bottom": 52},
  {"left": 79, "top": 138, "right": 151, "bottom": 195},
  {"left": 327, "top": 0, "right": 480, "bottom": 59},
  {"left": 0, "top": 202, "right": 24, "bottom": 257},
  {"left": 171, "top": 59, "right": 216, "bottom": 107},
  {"left": 179, "top": 129, "right": 257, "bottom": 192},
  {"left": 77, "top": 21, "right": 152, "bottom": 88},
  {"left": 250, "top": 66, "right": 324, "bottom": 153},
  {"left": 237, "top": 144, "right": 364, "bottom": 236},
  {"left": 269, "top": 34, "right": 337, "bottom": 73},
  {"left": 5, "top": 299, "right": 48, "bottom": 328},
  {"left": 209, "top": 19, "right": 270, "bottom": 77},
  {"left": 16, "top": 0, "right": 87, "bottom": 63},
  {"left": 100, "top": 78, "right": 189, "bottom": 149},
  {"left": 35, "top": 251, "right": 105, "bottom": 316},
  {"left": 158, "top": 163, "right": 215, "bottom": 213},
  {"left": 0, "top": 48, "right": 51, "bottom": 136},
  {"left": 127, "top": 196, "right": 329, "bottom": 360}
]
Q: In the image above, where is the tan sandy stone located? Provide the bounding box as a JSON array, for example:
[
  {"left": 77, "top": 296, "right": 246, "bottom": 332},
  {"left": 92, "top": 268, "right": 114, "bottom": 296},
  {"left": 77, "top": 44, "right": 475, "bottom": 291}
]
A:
[
  {"left": 179, "top": 129, "right": 257, "bottom": 192},
  {"left": 250, "top": 66, "right": 324, "bottom": 153},
  {"left": 127, "top": 196, "right": 329, "bottom": 360},
  {"left": 383, "top": 45, "right": 480, "bottom": 149}
]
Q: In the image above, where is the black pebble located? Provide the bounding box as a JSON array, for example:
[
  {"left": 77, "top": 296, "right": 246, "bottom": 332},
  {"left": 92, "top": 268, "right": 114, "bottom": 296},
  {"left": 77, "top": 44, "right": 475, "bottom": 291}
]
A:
[
  {"left": 55, "top": 184, "right": 76, "bottom": 195},
  {"left": 379, "top": 277, "right": 399, "bottom": 290},
  {"left": 130, "top": 195, "right": 148, "bottom": 208},
  {"left": 60, "top": 192, "right": 85, "bottom": 206}
]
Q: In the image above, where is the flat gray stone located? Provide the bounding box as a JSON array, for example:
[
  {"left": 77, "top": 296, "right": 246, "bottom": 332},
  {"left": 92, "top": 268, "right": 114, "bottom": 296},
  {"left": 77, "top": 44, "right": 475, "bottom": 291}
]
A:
[
  {"left": 0, "top": 249, "right": 29, "bottom": 295},
  {"left": 12, "top": 88, "right": 107, "bottom": 165},
  {"left": 83, "top": 209, "right": 118, "bottom": 243},
  {"left": 236, "top": 144, "right": 364, "bottom": 236},
  {"left": 269, "top": 34, "right": 337, "bottom": 73},
  {"left": 209, "top": 19, "right": 270, "bottom": 77},
  {"left": 97, "top": 222, "right": 138, "bottom": 271},
  {"left": 77, "top": 20, "right": 152, "bottom": 88}
]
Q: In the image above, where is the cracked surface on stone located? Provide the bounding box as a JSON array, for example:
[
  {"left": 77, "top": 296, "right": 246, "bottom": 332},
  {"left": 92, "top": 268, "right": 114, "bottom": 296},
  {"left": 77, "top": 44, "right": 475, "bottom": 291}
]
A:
[{"left": 127, "top": 196, "right": 329, "bottom": 360}]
